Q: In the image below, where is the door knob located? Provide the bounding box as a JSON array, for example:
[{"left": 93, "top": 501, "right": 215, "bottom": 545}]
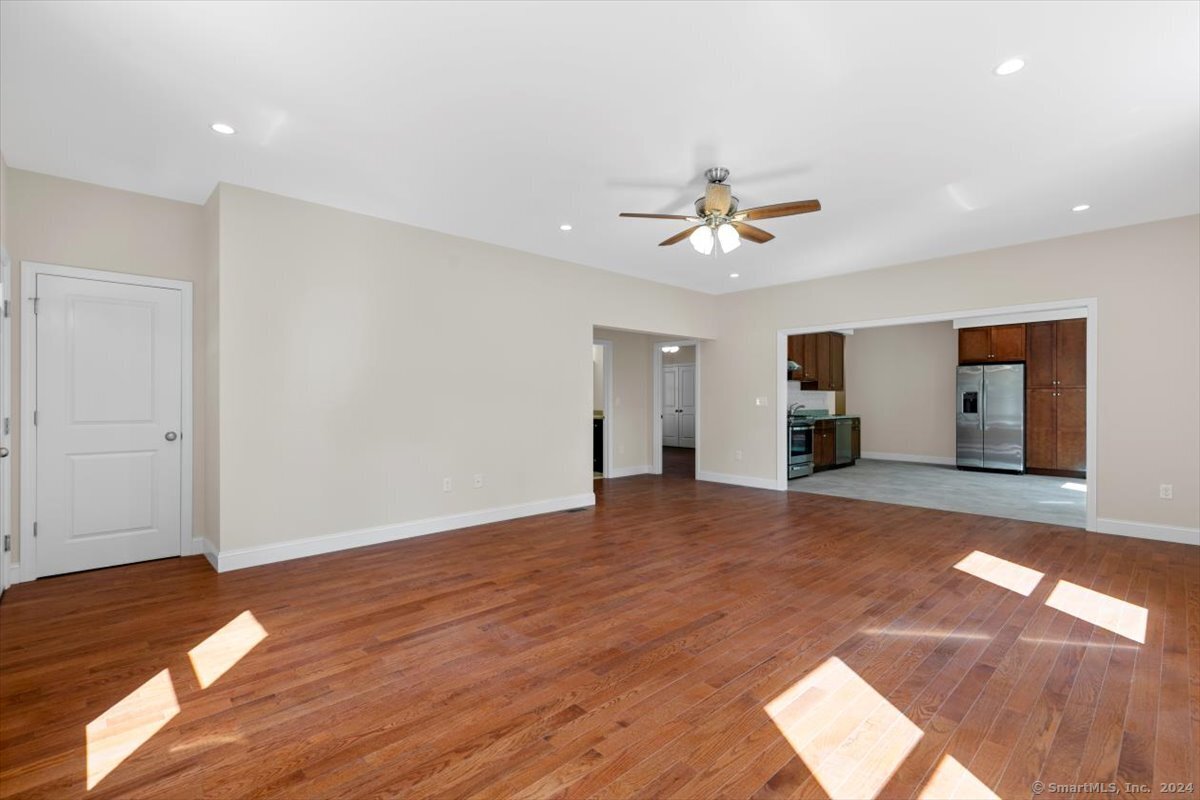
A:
[
  {"left": 165, "top": 431, "right": 178, "bottom": 442},
  {"left": 0, "top": 447, "right": 7, "bottom": 458}
]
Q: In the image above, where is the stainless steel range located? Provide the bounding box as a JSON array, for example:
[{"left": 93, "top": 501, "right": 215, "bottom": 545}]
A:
[{"left": 787, "top": 403, "right": 816, "bottom": 478}]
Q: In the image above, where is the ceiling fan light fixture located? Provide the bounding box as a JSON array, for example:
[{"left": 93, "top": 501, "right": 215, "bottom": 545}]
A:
[
  {"left": 716, "top": 223, "right": 741, "bottom": 254},
  {"left": 689, "top": 225, "right": 714, "bottom": 255}
]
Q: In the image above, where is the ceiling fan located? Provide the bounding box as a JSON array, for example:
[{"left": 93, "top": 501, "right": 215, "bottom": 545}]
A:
[{"left": 619, "top": 167, "right": 821, "bottom": 255}]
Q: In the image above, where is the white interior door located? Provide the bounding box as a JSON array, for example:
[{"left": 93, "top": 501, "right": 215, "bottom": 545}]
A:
[
  {"left": 35, "top": 274, "right": 184, "bottom": 577},
  {"left": 677, "top": 364, "right": 696, "bottom": 449},
  {"left": 661, "top": 365, "right": 679, "bottom": 447}
]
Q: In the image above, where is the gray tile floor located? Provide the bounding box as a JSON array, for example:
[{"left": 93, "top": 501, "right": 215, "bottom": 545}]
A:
[{"left": 788, "top": 458, "right": 1087, "bottom": 528}]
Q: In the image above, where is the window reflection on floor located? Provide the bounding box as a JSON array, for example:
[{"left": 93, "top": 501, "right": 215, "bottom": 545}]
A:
[
  {"left": 917, "top": 754, "right": 998, "bottom": 800},
  {"left": 188, "top": 610, "right": 269, "bottom": 689},
  {"left": 86, "top": 669, "right": 180, "bottom": 790},
  {"left": 1044, "top": 580, "right": 1147, "bottom": 643},
  {"left": 765, "top": 657, "right": 923, "bottom": 799},
  {"left": 953, "top": 550, "right": 1044, "bottom": 596}
]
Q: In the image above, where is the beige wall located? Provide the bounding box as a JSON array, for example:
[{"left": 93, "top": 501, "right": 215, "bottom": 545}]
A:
[
  {"left": 595, "top": 327, "right": 661, "bottom": 472},
  {"left": 4, "top": 169, "right": 209, "bottom": 559},
  {"left": 704, "top": 215, "right": 1200, "bottom": 532},
  {"left": 843, "top": 322, "right": 958, "bottom": 461},
  {"left": 592, "top": 344, "right": 604, "bottom": 411},
  {"left": 214, "top": 184, "right": 716, "bottom": 551},
  {"left": 663, "top": 345, "right": 695, "bottom": 366}
]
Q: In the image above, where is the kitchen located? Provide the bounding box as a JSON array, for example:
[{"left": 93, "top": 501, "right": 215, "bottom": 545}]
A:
[{"left": 784, "top": 316, "right": 1088, "bottom": 528}]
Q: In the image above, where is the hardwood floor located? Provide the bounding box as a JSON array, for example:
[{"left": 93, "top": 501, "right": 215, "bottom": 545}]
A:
[{"left": 1, "top": 472, "right": 1196, "bottom": 799}]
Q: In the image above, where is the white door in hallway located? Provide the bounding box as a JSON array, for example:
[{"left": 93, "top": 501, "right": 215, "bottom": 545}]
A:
[
  {"left": 677, "top": 364, "right": 696, "bottom": 448},
  {"left": 35, "top": 274, "right": 184, "bottom": 577},
  {"left": 662, "top": 365, "right": 679, "bottom": 446}
]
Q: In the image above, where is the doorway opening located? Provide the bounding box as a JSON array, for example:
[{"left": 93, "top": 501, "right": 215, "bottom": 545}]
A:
[
  {"left": 776, "top": 300, "right": 1097, "bottom": 531},
  {"left": 592, "top": 338, "right": 612, "bottom": 480},
  {"left": 654, "top": 341, "right": 698, "bottom": 480}
]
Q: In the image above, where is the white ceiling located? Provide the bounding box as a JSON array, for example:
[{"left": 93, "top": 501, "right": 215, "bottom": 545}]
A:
[{"left": 2, "top": 1, "right": 1197, "bottom": 294}]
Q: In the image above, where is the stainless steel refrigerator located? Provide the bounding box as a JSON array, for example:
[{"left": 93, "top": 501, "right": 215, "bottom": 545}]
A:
[{"left": 956, "top": 363, "right": 1024, "bottom": 472}]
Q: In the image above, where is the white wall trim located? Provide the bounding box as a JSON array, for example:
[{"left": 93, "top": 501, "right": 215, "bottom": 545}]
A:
[
  {"left": 1095, "top": 518, "right": 1199, "bottom": 547},
  {"left": 208, "top": 492, "right": 596, "bottom": 573},
  {"left": 199, "top": 537, "right": 219, "bottom": 571},
  {"left": 19, "top": 261, "right": 195, "bottom": 581},
  {"left": 5, "top": 561, "right": 21, "bottom": 588},
  {"left": 0, "top": 250, "right": 12, "bottom": 594},
  {"left": 953, "top": 307, "right": 1087, "bottom": 329},
  {"left": 593, "top": 338, "right": 614, "bottom": 479},
  {"left": 608, "top": 464, "right": 651, "bottom": 478},
  {"left": 774, "top": 297, "right": 1100, "bottom": 536},
  {"left": 860, "top": 452, "right": 957, "bottom": 466},
  {"left": 697, "top": 471, "right": 781, "bottom": 491}
]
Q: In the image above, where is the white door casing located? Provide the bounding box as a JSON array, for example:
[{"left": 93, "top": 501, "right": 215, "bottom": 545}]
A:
[
  {"left": 662, "top": 366, "right": 679, "bottom": 446},
  {"left": 23, "top": 265, "right": 192, "bottom": 578},
  {"left": 0, "top": 250, "right": 10, "bottom": 592},
  {"left": 677, "top": 364, "right": 696, "bottom": 449}
]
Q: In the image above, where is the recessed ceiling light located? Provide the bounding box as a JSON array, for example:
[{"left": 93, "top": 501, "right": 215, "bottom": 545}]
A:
[
  {"left": 729, "top": 273, "right": 740, "bottom": 279},
  {"left": 559, "top": 223, "right": 572, "bottom": 231},
  {"left": 993, "top": 58, "right": 1025, "bottom": 76},
  {"left": 1072, "top": 204, "right": 1091, "bottom": 212},
  {"left": 210, "top": 122, "right": 236, "bottom": 135}
]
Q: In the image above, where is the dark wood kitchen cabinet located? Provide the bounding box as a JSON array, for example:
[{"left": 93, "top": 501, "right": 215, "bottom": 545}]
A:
[
  {"left": 786, "top": 332, "right": 844, "bottom": 391},
  {"left": 958, "top": 324, "right": 1026, "bottom": 363},
  {"left": 1025, "top": 318, "right": 1087, "bottom": 476},
  {"left": 813, "top": 420, "right": 836, "bottom": 469}
]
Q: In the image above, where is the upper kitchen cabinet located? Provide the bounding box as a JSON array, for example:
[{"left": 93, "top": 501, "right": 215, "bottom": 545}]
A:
[
  {"left": 787, "top": 332, "right": 844, "bottom": 390},
  {"left": 1026, "top": 319, "right": 1086, "bottom": 388},
  {"left": 958, "top": 324, "right": 1026, "bottom": 363}
]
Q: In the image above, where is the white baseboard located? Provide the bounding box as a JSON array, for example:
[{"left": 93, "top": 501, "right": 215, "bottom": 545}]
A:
[
  {"left": 1095, "top": 518, "right": 1199, "bottom": 546},
  {"left": 607, "top": 465, "right": 651, "bottom": 478},
  {"left": 861, "top": 452, "right": 957, "bottom": 466},
  {"left": 697, "top": 471, "right": 783, "bottom": 491},
  {"left": 199, "top": 538, "right": 219, "bottom": 571},
  {"left": 209, "top": 492, "right": 597, "bottom": 573},
  {"left": 4, "top": 560, "right": 22, "bottom": 588}
]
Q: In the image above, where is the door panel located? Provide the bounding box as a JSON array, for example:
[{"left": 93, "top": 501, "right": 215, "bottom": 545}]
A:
[
  {"left": 661, "top": 366, "right": 678, "bottom": 447},
  {"left": 982, "top": 363, "right": 1024, "bottom": 471},
  {"left": 829, "top": 334, "right": 844, "bottom": 391},
  {"left": 956, "top": 366, "right": 983, "bottom": 468},
  {"left": 36, "top": 275, "right": 183, "bottom": 577},
  {"left": 990, "top": 325, "right": 1026, "bottom": 361},
  {"left": 1056, "top": 389, "right": 1086, "bottom": 473},
  {"left": 1025, "top": 322, "right": 1056, "bottom": 388},
  {"left": 1026, "top": 389, "right": 1057, "bottom": 469},
  {"left": 802, "top": 335, "right": 818, "bottom": 381},
  {"left": 1056, "top": 319, "right": 1087, "bottom": 388},
  {"left": 958, "top": 328, "right": 990, "bottom": 363},
  {"left": 677, "top": 364, "right": 696, "bottom": 448}
]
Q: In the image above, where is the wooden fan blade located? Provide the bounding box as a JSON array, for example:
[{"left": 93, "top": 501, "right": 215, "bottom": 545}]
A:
[
  {"left": 659, "top": 226, "right": 700, "bottom": 246},
  {"left": 735, "top": 199, "right": 821, "bottom": 221},
  {"left": 732, "top": 222, "right": 775, "bottom": 244},
  {"left": 619, "top": 212, "right": 696, "bottom": 220},
  {"left": 704, "top": 183, "right": 732, "bottom": 215}
]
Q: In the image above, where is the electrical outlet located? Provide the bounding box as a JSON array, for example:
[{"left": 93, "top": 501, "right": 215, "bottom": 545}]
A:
[
  {"left": 473, "top": 474, "right": 484, "bottom": 488},
  {"left": 735, "top": 450, "right": 743, "bottom": 461},
  {"left": 1160, "top": 484, "right": 1173, "bottom": 499},
  {"left": 442, "top": 477, "right": 453, "bottom": 492}
]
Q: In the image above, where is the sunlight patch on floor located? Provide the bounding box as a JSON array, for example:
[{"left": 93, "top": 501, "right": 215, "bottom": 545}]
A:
[
  {"left": 953, "top": 550, "right": 1044, "bottom": 596},
  {"left": 1045, "top": 580, "right": 1147, "bottom": 644},
  {"left": 86, "top": 669, "right": 179, "bottom": 790},
  {"left": 765, "top": 657, "right": 923, "bottom": 799},
  {"left": 917, "top": 754, "right": 998, "bottom": 800},
  {"left": 1060, "top": 481, "right": 1087, "bottom": 492},
  {"left": 188, "top": 610, "right": 268, "bottom": 689},
  {"left": 860, "top": 627, "right": 991, "bottom": 641}
]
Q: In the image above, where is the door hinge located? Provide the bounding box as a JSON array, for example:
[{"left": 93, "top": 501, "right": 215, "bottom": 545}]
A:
[
  {"left": 2, "top": 534, "right": 9, "bottom": 553},
  {"left": 33, "top": 410, "right": 37, "bottom": 426},
  {"left": 3, "top": 417, "right": 8, "bottom": 435},
  {"left": 32, "top": 297, "right": 39, "bottom": 315},
  {"left": 33, "top": 522, "right": 37, "bottom": 538},
  {"left": 2, "top": 299, "right": 8, "bottom": 318}
]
